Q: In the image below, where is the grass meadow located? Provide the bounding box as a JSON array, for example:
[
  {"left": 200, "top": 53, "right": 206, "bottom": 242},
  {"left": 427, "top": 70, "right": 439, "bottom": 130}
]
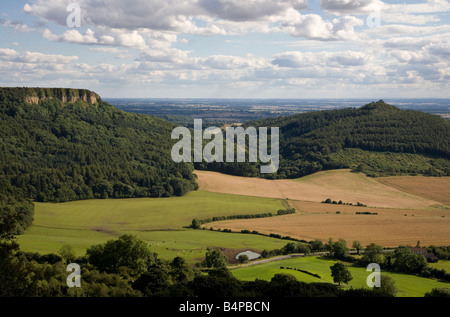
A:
[
  {"left": 231, "top": 256, "right": 450, "bottom": 297},
  {"left": 17, "top": 190, "right": 287, "bottom": 261}
]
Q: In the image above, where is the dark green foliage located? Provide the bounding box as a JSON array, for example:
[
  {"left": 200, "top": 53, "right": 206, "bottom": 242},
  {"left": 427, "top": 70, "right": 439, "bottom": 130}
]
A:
[
  {"left": 328, "top": 239, "right": 350, "bottom": 260},
  {"left": 280, "top": 266, "right": 321, "bottom": 279},
  {"left": 420, "top": 267, "right": 450, "bottom": 282},
  {"left": 392, "top": 246, "right": 428, "bottom": 274},
  {"left": 201, "top": 248, "right": 228, "bottom": 268},
  {"left": 0, "top": 194, "right": 34, "bottom": 234},
  {"left": 85, "top": 234, "right": 157, "bottom": 276},
  {"left": 198, "top": 100, "right": 450, "bottom": 178},
  {"left": 0, "top": 88, "right": 197, "bottom": 202},
  {"left": 424, "top": 288, "right": 450, "bottom": 297},
  {"left": 190, "top": 207, "right": 294, "bottom": 228},
  {"left": 359, "top": 243, "right": 385, "bottom": 266},
  {"left": 0, "top": 210, "right": 34, "bottom": 296},
  {"left": 330, "top": 262, "right": 353, "bottom": 286},
  {"left": 238, "top": 254, "right": 249, "bottom": 264},
  {"left": 309, "top": 239, "right": 325, "bottom": 252},
  {"left": 428, "top": 246, "right": 450, "bottom": 260},
  {"left": 191, "top": 218, "right": 201, "bottom": 229}
]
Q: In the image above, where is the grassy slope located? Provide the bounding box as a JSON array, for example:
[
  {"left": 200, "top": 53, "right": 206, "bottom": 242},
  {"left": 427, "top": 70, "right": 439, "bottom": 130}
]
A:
[
  {"left": 231, "top": 256, "right": 450, "bottom": 297},
  {"left": 17, "top": 190, "right": 287, "bottom": 260}
]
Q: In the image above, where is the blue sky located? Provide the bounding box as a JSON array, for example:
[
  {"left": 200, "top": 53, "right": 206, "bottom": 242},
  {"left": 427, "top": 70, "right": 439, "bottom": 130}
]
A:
[{"left": 1, "top": 0, "right": 449, "bottom": 98}]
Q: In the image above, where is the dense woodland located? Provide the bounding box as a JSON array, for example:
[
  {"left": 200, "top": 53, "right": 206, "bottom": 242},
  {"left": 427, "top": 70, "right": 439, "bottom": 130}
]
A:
[
  {"left": 0, "top": 88, "right": 197, "bottom": 204},
  {"left": 197, "top": 100, "right": 450, "bottom": 178}
]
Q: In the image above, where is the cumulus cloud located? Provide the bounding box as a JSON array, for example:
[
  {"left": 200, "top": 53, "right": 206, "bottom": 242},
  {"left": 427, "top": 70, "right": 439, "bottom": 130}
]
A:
[
  {"left": 279, "top": 10, "right": 364, "bottom": 41},
  {"left": 320, "top": 0, "right": 384, "bottom": 14},
  {"left": 9, "top": 0, "right": 448, "bottom": 97},
  {"left": 42, "top": 27, "right": 147, "bottom": 48},
  {"left": 24, "top": 0, "right": 308, "bottom": 30},
  {"left": 0, "top": 48, "right": 78, "bottom": 64},
  {"left": 198, "top": 0, "right": 308, "bottom": 22},
  {"left": 272, "top": 50, "right": 370, "bottom": 68}
]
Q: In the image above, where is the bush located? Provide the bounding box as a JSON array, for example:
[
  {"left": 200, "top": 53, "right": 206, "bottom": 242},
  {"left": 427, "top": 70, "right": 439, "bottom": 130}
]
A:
[
  {"left": 425, "top": 288, "right": 450, "bottom": 297},
  {"left": 238, "top": 255, "right": 249, "bottom": 264}
]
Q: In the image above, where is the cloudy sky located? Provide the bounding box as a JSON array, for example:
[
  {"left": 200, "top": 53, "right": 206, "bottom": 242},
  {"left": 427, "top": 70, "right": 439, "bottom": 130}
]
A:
[{"left": 1, "top": 0, "right": 449, "bottom": 98}]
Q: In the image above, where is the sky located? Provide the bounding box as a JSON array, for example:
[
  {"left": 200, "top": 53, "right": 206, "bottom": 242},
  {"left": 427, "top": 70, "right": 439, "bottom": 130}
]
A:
[{"left": 0, "top": 0, "right": 449, "bottom": 98}]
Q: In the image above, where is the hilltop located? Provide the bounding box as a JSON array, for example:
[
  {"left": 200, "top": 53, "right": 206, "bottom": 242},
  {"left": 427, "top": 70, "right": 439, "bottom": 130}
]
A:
[
  {"left": 0, "top": 87, "right": 197, "bottom": 204},
  {"left": 196, "top": 100, "right": 450, "bottom": 178},
  {"left": 0, "top": 87, "right": 100, "bottom": 105}
]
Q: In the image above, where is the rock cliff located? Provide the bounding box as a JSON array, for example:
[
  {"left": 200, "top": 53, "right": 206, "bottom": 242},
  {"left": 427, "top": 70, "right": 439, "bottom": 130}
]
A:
[{"left": 0, "top": 87, "right": 100, "bottom": 105}]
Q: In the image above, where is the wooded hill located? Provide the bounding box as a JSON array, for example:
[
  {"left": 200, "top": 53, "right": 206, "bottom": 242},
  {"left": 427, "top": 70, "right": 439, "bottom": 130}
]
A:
[
  {"left": 0, "top": 87, "right": 197, "bottom": 204},
  {"left": 196, "top": 100, "right": 450, "bottom": 178}
]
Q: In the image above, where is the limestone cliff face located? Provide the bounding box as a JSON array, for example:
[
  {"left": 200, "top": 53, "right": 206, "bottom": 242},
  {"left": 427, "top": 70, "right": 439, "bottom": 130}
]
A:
[{"left": 3, "top": 87, "right": 101, "bottom": 105}]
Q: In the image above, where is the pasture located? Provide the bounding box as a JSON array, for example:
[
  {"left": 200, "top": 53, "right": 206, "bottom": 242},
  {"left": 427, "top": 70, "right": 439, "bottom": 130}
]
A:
[
  {"left": 231, "top": 256, "right": 450, "bottom": 297},
  {"left": 17, "top": 190, "right": 287, "bottom": 261}
]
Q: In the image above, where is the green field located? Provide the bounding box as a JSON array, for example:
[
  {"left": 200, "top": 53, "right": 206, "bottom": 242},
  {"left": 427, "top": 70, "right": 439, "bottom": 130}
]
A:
[
  {"left": 17, "top": 190, "right": 287, "bottom": 261},
  {"left": 429, "top": 260, "right": 450, "bottom": 272},
  {"left": 231, "top": 256, "right": 450, "bottom": 297}
]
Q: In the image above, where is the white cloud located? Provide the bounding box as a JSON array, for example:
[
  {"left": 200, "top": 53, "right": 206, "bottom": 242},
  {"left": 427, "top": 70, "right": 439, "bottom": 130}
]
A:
[
  {"left": 8, "top": 0, "right": 448, "bottom": 97},
  {"left": 0, "top": 48, "right": 78, "bottom": 64},
  {"left": 320, "top": 0, "right": 384, "bottom": 15},
  {"left": 279, "top": 10, "right": 364, "bottom": 41},
  {"left": 198, "top": 0, "right": 308, "bottom": 22},
  {"left": 42, "top": 27, "right": 147, "bottom": 48},
  {"left": 272, "top": 50, "right": 370, "bottom": 68}
]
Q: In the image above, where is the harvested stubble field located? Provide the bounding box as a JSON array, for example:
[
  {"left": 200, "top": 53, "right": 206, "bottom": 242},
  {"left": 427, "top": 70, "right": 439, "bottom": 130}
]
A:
[
  {"left": 196, "top": 170, "right": 450, "bottom": 247},
  {"left": 195, "top": 169, "right": 441, "bottom": 209},
  {"left": 377, "top": 176, "right": 450, "bottom": 205}
]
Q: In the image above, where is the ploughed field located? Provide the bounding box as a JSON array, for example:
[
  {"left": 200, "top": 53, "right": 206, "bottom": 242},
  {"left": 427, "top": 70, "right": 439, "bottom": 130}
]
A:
[{"left": 196, "top": 170, "right": 450, "bottom": 247}]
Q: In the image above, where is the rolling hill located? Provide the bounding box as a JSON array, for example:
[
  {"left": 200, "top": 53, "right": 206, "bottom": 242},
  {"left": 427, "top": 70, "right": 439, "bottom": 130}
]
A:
[
  {"left": 0, "top": 87, "right": 197, "bottom": 204},
  {"left": 196, "top": 100, "right": 450, "bottom": 179}
]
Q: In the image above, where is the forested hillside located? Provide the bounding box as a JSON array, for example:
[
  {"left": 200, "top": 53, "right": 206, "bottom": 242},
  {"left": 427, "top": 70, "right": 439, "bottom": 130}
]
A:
[
  {"left": 0, "top": 88, "right": 197, "bottom": 204},
  {"left": 196, "top": 100, "right": 450, "bottom": 178}
]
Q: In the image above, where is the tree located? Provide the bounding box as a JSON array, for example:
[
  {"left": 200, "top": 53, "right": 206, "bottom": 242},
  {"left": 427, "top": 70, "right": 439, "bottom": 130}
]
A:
[
  {"left": 191, "top": 218, "right": 201, "bottom": 229},
  {"left": 282, "top": 242, "right": 298, "bottom": 255},
  {"left": 86, "top": 234, "right": 157, "bottom": 276},
  {"left": 310, "top": 239, "right": 324, "bottom": 252},
  {"left": 372, "top": 275, "right": 397, "bottom": 297},
  {"left": 297, "top": 244, "right": 311, "bottom": 255},
  {"left": 58, "top": 244, "right": 76, "bottom": 264},
  {"left": 202, "top": 248, "right": 228, "bottom": 268},
  {"left": 170, "top": 256, "right": 195, "bottom": 283},
  {"left": 132, "top": 264, "right": 171, "bottom": 296},
  {"left": 0, "top": 212, "right": 34, "bottom": 296},
  {"left": 361, "top": 243, "right": 385, "bottom": 266},
  {"left": 238, "top": 254, "right": 249, "bottom": 264},
  {"left": 330, "top": 262, "right": 353, "bottom": 286},
  {"left": 352, "top": 240, "right": 362, "bottom": 255},
  {"left": 392, "top": 246, "right": 427, "bottom": 274},
  {"left": 331, "top": 239, "right": 349, "bottom": 259}
]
